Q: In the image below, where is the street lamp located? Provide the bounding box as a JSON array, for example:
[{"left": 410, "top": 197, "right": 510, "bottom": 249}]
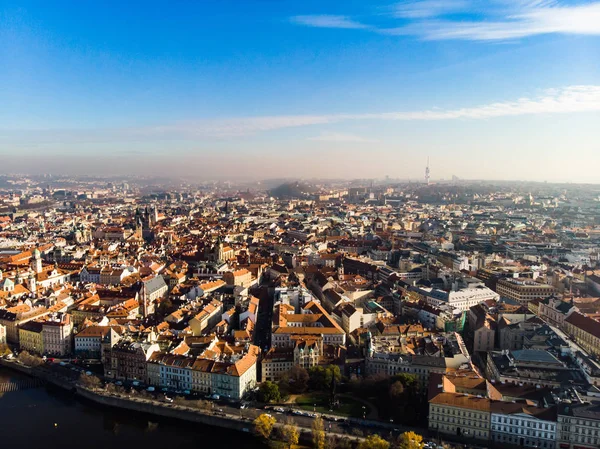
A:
[{"left": 362, "top": 406, "right": 366, "bottom": 420}]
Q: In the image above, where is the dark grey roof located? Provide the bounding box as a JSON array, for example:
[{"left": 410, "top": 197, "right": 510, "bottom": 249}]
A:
[
  {"left": 143, "top": 276, "right": 167, "bottom": 294},
  {"left": 559, "top": 401, "right": 600, "bottom": 419},
  {"left": 512, "top": 349, "right": 560, "bottom": 364}
]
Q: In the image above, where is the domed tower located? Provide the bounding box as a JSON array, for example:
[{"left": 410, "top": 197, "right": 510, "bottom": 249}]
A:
[{"left": 31, "top": 248, "right": 42, "bottom": 274}]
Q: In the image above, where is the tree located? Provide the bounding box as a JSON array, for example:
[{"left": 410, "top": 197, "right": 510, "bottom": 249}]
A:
[
  {"left": 258, "top": 380, "right": 281, "bottom": 403},
  {"left": 308, "top": 365, "right": 342, "bottom": 391},
  {"left": 280, "top": 365, "right": 309, "bottom": 394},
  {"left": 280, "top": 418, "right": 300, "bottom": 449},
  {"left": 254, "top": 413, "right": 276, "bottom": 440},
  {"left": 0, "top": 343, "right": 11, "bottom": 356},
  {"left": 350, "top": 373, "right": 422, "bottom": 425},
  {"left": 351, "top": 428, "right": 365, "bottom": 437},
  {"left": 195, "top": 399, "right": 212, "bottom": 410},
  {"left": 312, "top": 416, "right": 326, "bottom": 449},
  {"left": 157, "top": 298, "right": 174, "bottom": 317},
  {"left": 174, "top": 396, "right": 187, "bottom": 406},
  {"left": 334, "top": 437, "right": 353, "bottom": 449},
  {"left": 17, "top": 350, "right": 43, "bottom": 367},
  {"left": 391, "top": 374, "right": 418, "bottom": 392},
  {"left": 79, "top": 373, "right": 102, "bottom": 390},
  {"left": 389, "top": 381, "right": 405, "bottom": 399},
  {"left": 358, "top": 434, "right": 390, "bottom": 449},
  {"left": 395, "top": 431, "right": 424, "bottom": 449}
]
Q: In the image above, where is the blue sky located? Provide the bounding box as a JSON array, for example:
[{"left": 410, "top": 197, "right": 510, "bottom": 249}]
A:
[{"left": 1, "top": 0, "right": 600, "bottom": 181}]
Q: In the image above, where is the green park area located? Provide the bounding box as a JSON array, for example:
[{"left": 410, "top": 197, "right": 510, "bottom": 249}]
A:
[{"left": 294, "top": 392, "right": 372, "bottom": 418}]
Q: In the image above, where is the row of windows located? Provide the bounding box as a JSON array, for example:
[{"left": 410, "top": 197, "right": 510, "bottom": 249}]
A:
[
  {"left": 431, "top": 415, "right": 486, "bottom": 427},
  {"left": 561, "top": 426, "right": 600, "bottom": 437},
  {"left": 492, "top": 416, "right": 554, "bottom": 430},
  {"left": 431, "top": 407, "right": 485, "bottom": 419},
  {"left": 560, "top": 418, "right": 600, "bottom": 427},
  {"left": 492, "top": 433, "right": 553, "bottom": 448},
  {"left": 492, "top": 426, "right": 553, "bottom": 438},
  {"left": 432, "top": 424, "right": 487, "bottom": 438}
]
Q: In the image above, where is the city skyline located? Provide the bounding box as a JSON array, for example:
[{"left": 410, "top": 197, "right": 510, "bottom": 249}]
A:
[{"left": 1, "top": 1, "right": 600, "bottom": 181}]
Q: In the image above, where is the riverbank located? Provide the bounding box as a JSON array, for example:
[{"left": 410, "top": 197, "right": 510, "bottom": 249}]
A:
[
  {"left": 77, "top": 386, "right": 256, "bottom": 432},
  {"left": 0, "top": 359, "right": 360, "bottom": 445},
  {"left": 0, "top": 358, "right": 255, "bottom": 432},
  {"left": 0, "top": 359, "right": 490, "bottom": 449},
  {"left": 0, "top": 365, "right": 266, "bottom": 449},
  {"left": 0, "top": 358, "right": 76, "bottom": 390}
]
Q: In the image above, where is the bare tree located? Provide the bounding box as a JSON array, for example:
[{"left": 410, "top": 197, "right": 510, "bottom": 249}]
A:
[{"left": 79, "top": 373, "right": 102, "bottom": 390}]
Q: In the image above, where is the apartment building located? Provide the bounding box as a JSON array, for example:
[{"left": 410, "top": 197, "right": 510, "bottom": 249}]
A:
[
  {"left": 496, "top": 279, "right": 554, "bottom": 305},
  {"left": 147, "top": 344, "right": 259, "bottom": 400},
  {"left": 490, "top": 401, "right": 557, "bottom": 449},
  {"left": 42, "top": 313, "right": 73, "bottom": 356},
  {"left": 189, "top": 299, "right": 224, "bottom": 336},
  {"left": 563, "top": 312, "right": 600, "bottom": 358},
  {"left": 429, "top": 392, "right": 491, "bottom": 440},
  {"left": 271, "top": 300, "right": 346, "bottom": 348},
  {"left": 557, "top": 394, "right": 600, "bottom": 449}
]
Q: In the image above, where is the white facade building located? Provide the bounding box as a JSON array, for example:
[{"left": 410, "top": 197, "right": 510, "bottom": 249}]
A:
[{"left": 491, "top": 406, "right": 557, "bottom": 449}]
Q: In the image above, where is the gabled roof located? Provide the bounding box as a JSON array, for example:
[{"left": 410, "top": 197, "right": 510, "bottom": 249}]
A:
[{"left": 565, "top": 312, "right": 600, "bottom": 340}]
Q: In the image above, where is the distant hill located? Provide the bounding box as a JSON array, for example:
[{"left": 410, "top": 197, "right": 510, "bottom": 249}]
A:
[{"left": 269, "top": 181, "right": 317, "bottom": 199}]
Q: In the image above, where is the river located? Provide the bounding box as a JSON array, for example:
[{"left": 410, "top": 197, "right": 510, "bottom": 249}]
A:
[{"left": 0, "top": 367, "right": 266, "bottom": 449}]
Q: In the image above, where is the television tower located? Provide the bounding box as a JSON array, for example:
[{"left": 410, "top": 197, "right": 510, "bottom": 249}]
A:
[{"left": 425, "top": 157, "right": 431, "bottom": 185}]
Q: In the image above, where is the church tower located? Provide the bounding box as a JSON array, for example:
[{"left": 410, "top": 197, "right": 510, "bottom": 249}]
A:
[
  {"left": 31, "top": 248, "right": 42, "bottom": 274},
  {"left": 141, "top": 281, "right": 149, "bottom": 318},
  {"left": 28, "top": 272, "right": 37, "bottom": 295},
  {"left": 216, "top": 236, "right": 224, "bottom": 264}
]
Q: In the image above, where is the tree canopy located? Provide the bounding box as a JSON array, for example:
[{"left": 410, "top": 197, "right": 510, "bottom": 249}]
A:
[
  {"left": 258, "top": 381, "right": 281, "bottom": 403},
  {"left": 349, "top": 373, "right": 422, "bottom": 425},
  {"left": 311, "top": 416, "right": 326, "bottom": 449},
  {"left": 253, "top": 413, "right": 276, "bottom": 439},
  {"left": 395, "top": 431, "right": 424, "bottom": 449},
  {"left": 308, "top": 365, "right": 341, "bottom": 391},
  {"left": 358, "top": 434, "right": 390, "bottom": 449},
  {"left": 280, "top": 365, "right": 309, "bottom": 394},
  {"left": 280, "top": 418, "right": 300, "bottom": 449}
]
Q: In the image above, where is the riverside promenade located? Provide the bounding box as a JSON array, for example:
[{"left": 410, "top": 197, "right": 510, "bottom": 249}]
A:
[{"left": 0, "top": 358, "right": 367, "bottom": 445}]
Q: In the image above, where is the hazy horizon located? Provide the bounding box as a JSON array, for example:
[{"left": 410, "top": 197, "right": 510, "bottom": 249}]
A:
[{"left": 1, "top": 1, "right": 600, "bottom": 182}]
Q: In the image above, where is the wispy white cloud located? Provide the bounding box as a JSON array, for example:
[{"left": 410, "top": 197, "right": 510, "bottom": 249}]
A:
[
  {"left": 293, "top": 1, "right": 600, "bottom": 41},
  {"left": 147, "top": 115, "right": 337, "bottom": 137},
  {"left": 308, "top": 132, "right": 379, "bottom": 143},
  {"left": 385, "top": 2, "right": 600, "bottom": 40},
  {"left": 393, "top": 0, "right": 469, "bottom": 19},
  {"left": 290, "top": 15, "right": 369, "bottom": 29},
  {"left": 2, "top": 86, "right": 599, "bottom": 145},
  {"left": 360, "top": 85, "right": 600, "bottom": 119}
]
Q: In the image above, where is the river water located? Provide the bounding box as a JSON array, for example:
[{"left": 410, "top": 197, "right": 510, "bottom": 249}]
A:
[{"left": 0, "top": 367, "right": 266, "bottom": 449}]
